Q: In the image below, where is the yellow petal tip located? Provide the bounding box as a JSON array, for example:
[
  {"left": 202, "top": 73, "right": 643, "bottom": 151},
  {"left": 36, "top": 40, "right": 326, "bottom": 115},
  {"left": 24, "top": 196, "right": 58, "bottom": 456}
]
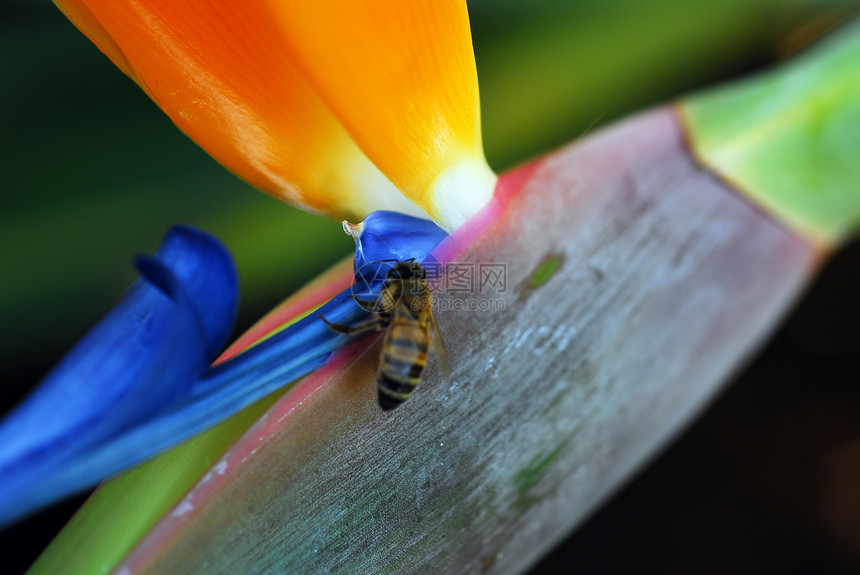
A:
[{"left": 429, "top": 159, "right": 498, "bottom": 231}]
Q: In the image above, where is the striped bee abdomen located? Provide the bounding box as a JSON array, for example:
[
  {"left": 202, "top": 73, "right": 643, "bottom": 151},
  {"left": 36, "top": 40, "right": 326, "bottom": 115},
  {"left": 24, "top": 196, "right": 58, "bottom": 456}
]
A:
[{"left": 376, "top": 317, "right": 429, "bottom": 411}]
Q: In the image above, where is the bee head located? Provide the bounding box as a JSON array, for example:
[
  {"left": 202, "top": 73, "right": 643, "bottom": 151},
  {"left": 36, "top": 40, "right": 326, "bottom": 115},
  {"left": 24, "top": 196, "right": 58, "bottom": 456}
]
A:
[{"left": 389, "top": 260, "right": 426, "bottom": 280}]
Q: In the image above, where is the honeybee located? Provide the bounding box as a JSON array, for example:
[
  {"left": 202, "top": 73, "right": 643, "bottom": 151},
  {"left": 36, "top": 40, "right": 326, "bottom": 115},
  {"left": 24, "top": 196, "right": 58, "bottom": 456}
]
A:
[{"left": 320, "top": 260, "right": 450, "bottom": 411}]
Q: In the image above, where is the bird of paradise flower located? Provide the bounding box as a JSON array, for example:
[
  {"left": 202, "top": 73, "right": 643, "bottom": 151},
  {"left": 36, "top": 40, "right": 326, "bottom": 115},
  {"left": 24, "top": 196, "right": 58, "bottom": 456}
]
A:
[{"left": 2, "top": 0, "right": 495, "bottom": 527}]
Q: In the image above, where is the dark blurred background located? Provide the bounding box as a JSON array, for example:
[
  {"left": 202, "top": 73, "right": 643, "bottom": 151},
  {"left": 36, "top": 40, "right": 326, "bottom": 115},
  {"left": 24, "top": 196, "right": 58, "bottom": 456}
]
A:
[{"left": 2, "top": 0, "right": 858, "bottom": 573}]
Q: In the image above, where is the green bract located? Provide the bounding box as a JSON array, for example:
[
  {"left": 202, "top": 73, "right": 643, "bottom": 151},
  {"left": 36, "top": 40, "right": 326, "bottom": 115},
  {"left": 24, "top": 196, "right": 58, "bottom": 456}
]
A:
[{"left": 682, "top": 17, "right": 860, "bottom": 248}]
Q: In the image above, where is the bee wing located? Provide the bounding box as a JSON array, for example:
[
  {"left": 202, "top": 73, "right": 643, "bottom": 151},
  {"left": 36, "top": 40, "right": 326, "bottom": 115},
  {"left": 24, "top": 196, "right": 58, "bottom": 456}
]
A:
[{"left": 428, "top": 312, "right": 451, "bottom": 379}]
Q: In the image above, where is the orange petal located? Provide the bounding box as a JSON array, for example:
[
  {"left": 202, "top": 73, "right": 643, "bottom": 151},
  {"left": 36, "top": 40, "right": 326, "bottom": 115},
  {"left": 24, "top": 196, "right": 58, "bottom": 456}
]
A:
[
  {"left": 266, "top": 0, "right": 497, "bottom": 229},
  {"left": 52, "top": 0, "right": 137, "bottom": 81},
  {"left": 53, "top": 0, "right": 422, "bottom": 222}
]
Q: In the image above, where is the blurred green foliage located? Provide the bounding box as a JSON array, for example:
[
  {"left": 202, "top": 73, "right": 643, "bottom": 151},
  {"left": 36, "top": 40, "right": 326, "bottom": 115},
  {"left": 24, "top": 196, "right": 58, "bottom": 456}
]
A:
[{"left": 471, "top": 0, "right": 850, "bottom": 167}]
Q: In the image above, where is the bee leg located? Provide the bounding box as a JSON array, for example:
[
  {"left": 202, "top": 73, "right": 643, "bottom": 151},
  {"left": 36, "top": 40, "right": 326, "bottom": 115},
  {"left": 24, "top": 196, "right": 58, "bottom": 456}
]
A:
[
  {"left": 349, "top": 295, "right": 379, "bottom": 311},
  {"left": 318, "top": 313, "right": 379, "bottom": 335}
]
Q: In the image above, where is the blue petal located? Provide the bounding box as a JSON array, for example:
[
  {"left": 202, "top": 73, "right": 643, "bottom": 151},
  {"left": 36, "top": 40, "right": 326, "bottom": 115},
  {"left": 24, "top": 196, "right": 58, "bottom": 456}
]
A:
[
  {"left": 47, "top": 291, "right": 359, "bottom": 497},
  {"left": 351, "top": 211, "right": 447, "bottom": 287},
  {"left": 142, "top": 224, "right": 239, "bottom": 359},
  {"left": 0, "top": 226, "right": 238, "bottom": 526},
  {"left": 0, "top": 214, "right": 446, "bottom": 526}
]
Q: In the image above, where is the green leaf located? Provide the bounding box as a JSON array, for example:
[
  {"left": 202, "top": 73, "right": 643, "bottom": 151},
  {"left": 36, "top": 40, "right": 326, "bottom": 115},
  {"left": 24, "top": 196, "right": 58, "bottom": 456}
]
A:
[{"left": 681, "top": 17, "right": 860, "bottom": 248}]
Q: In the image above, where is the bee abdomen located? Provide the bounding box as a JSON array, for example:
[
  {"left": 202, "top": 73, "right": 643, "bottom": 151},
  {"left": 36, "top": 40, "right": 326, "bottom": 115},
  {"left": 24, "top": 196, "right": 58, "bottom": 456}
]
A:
[{"left": 377, "top": 352, "right": 426, "bottom": 411}]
